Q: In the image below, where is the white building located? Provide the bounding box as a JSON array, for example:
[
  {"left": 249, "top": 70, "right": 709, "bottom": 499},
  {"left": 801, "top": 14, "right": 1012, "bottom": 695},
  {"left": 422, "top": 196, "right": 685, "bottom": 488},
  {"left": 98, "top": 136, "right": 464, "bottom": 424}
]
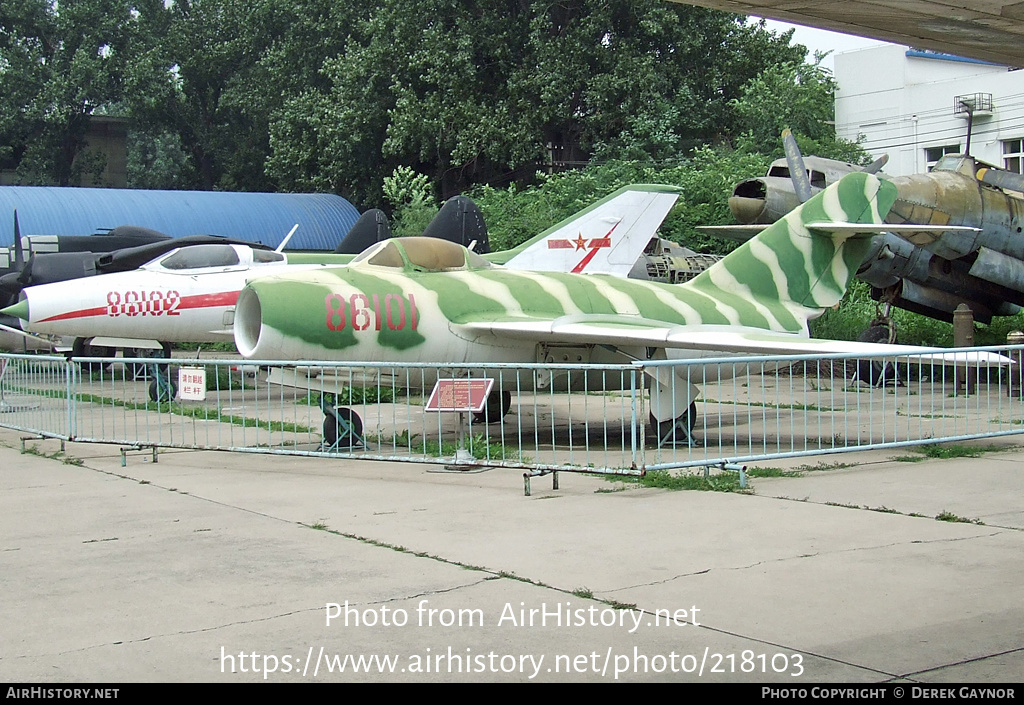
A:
[{"left": 834, "top": 45, "right": 1024, "bottom": 177}]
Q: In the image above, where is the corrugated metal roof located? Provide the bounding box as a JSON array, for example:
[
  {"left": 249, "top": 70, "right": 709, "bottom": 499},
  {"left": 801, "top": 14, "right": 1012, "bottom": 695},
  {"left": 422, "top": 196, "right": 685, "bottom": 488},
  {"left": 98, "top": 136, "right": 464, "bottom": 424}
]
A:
[{"left": 0, "top": 186, "right": 361, "bottom": 251}]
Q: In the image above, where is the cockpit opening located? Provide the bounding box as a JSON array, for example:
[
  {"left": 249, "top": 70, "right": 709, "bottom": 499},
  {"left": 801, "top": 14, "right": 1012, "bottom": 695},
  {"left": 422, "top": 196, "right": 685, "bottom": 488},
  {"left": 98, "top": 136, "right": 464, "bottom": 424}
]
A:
[
  {"left": 351, "top": 237, "right": 492, "bottom": 272},
  {"left": 159, "top": 244, "right": 241, "bottom": 270}
]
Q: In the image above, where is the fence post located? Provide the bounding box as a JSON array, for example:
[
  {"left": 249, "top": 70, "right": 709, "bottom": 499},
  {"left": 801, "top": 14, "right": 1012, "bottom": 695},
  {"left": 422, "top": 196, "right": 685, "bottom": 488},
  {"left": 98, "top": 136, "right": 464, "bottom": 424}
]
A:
[
  {"left": 633, "top": 363, "right": 646, "bottom": 472},
  {"left": 65, "top": 357, "right": 76, "bottom": 441}
]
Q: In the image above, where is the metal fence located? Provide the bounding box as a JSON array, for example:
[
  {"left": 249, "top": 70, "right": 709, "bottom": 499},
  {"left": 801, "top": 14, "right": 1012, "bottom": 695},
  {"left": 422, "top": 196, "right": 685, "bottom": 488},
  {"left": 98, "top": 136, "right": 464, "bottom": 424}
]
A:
[{"left": 2, "top": 348, "right": 1022, "bottom": 482}]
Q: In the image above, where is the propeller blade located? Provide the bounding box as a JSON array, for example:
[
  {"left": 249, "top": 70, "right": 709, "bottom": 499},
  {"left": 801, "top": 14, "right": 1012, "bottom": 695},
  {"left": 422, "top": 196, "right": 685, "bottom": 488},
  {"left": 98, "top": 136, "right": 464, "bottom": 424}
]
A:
[
  {"left": 13, "top": 210, "right": 24, "bottom": 270},
  {"left": 782, "top": 129, "right": 813, "bottom": 203},
  {"left": 16, "top": 256, "right": 33, "bottom": 286},
  {"left": 977, "top": 167, "right": 1024, "bottom": 193},
  {"left": 0, "top": 271, "right": 22, "bottom": 295},
  {"left": 862, "top": 154, "right": 889, "bottom": 174}
]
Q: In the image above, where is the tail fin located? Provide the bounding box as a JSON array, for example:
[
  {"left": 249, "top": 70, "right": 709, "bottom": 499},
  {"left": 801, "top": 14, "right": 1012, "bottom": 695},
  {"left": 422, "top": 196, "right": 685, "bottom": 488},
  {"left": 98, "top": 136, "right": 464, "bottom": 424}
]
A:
[
  {"left": 686, "top": 172, "right": 898, "bottom": 331},
  {"left": 491, "top": 184, "right": 680, "bottom": 275}
]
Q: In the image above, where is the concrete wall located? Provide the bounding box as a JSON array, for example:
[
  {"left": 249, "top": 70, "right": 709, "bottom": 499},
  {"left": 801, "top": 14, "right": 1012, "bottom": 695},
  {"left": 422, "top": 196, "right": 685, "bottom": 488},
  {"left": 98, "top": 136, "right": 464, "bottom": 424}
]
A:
[{"left": 835, "top": 47, "right": 1024, "bottom": 176}]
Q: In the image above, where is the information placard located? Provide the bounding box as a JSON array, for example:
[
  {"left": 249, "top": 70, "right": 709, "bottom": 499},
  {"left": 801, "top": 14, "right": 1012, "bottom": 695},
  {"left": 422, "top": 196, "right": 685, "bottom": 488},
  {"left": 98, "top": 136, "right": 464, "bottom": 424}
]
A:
[{"left": 424, "top": 378, "right": 494, "bottom": 413}]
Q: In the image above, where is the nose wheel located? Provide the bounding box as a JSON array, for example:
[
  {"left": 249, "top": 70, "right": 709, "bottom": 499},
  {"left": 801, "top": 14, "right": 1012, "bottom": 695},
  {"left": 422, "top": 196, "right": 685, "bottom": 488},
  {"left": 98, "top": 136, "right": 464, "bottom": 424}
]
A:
[{"left": 320, "top": 394, "right": 368, "bottom": 450}]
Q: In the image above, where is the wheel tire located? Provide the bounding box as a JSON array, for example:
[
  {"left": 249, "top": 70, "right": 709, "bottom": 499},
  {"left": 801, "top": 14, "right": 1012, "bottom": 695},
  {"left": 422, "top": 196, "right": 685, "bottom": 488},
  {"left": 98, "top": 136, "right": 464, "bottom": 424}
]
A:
[
  {"left": 472, "top": 390, "right": 511, "bottom": 424},
  {"left": 148, "top": 377, "right": 178, "bottom": 402},
  {"left": 323, "top": 407, "right": 363, "bottom": 448},
  {"left": 72, "top": 337, "right": 115, "bottom": 374},
  {"left": 855, "top": 325, "right": 894, "bottom": 385},
  {"left": 649, "top": 402, "right": 697, "bottom": 445}
]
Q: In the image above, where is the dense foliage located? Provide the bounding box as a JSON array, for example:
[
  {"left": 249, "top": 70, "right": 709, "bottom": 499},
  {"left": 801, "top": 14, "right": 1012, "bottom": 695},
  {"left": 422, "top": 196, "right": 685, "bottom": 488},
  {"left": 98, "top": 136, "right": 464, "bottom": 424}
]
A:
[
  {"left": 2, "top": 0, "right": 822, "bottom": 201},
  {"left": 15, "top": 0, "right": 999, "bottom": 344}
]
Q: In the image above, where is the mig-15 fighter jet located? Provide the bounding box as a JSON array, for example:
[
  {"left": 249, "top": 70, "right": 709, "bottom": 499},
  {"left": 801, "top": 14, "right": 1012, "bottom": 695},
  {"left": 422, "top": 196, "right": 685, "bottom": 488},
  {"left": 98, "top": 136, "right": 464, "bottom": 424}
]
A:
[{"left": 231, "top": 172, "right": 1009, "bottom": 435}]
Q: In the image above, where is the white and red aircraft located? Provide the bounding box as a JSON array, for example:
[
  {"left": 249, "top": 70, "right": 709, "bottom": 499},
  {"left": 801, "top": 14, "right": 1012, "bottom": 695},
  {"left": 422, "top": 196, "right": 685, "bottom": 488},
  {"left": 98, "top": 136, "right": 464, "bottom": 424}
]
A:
[{"left": 1, "top": 184, "right": 683, "bottom": 348}]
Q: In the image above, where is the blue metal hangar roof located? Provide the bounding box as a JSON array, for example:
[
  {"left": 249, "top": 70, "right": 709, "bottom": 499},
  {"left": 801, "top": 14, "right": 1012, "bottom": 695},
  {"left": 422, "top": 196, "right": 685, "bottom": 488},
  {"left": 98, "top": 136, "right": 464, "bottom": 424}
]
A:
[{"left": 0, "top": 186, "right": 361, "bottom": 251}]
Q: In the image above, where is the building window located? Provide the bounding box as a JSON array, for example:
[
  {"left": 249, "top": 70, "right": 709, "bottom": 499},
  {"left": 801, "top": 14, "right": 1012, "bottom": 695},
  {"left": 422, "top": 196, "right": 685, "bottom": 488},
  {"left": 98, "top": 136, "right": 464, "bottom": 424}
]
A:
[
  {"left": 925, "top": 144, "right": 960, "bottom": 170},
  {"left": 1003, "top": 139, "right": 1024, "bottom": 174}
]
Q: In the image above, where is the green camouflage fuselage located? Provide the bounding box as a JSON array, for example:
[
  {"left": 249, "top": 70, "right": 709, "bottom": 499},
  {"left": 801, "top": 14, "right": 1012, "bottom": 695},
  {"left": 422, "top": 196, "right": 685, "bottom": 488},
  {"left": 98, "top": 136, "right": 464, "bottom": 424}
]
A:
[{"left": 235, "top": 173, "right": 896, "bottom": 367}]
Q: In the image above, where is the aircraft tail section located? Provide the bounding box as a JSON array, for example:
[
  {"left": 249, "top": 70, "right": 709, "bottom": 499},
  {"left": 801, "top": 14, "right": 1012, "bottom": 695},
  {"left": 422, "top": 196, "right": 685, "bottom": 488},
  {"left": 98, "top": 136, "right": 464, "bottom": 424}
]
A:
[
  {"left": 686, "top": 172, "right": 898, "bottom": 332},
  {"left": 492, "top": 184, "right": 681, "bottom": 276}
]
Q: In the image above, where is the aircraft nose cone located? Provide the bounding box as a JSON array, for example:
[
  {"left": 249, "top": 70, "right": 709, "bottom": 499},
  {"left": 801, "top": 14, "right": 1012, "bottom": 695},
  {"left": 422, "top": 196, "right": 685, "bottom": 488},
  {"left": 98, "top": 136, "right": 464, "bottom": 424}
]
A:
[
  {"left": 729, "top": 196, "right": 768, "bottom": 224},
  {"left": 0, "top": 299, "right": 29, "bottom": 321},
  {"left": 728, "top": 179, "right": 769, "bottom": 224}
]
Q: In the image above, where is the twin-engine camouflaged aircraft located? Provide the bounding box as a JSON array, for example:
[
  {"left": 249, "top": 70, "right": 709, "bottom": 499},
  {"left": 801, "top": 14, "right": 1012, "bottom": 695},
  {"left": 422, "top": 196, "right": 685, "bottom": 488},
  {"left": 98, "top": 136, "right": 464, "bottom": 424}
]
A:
[
  {"left": 0, "top": 185, "right": 682, "bottom": 347},
  {"left": 232, "top": 172, "right": 1010, "bottom": 433}
]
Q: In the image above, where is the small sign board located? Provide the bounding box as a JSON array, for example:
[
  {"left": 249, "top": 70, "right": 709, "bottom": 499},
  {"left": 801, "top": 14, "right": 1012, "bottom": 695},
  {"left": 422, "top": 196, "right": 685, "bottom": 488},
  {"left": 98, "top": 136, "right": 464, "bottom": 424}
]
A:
[
  {"left": 178, "top": 367, "right": 207, "bottom": 401},
  {"left": 424, "top": 378, "right": 494, "bottom": 413}
]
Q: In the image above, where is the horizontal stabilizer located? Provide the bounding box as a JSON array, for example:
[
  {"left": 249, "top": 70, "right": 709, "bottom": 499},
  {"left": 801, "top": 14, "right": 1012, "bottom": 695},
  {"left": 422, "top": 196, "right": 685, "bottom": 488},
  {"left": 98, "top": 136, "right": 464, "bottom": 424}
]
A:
[{"left": 695, "top": 224, "right": 766, "bottom": 243}]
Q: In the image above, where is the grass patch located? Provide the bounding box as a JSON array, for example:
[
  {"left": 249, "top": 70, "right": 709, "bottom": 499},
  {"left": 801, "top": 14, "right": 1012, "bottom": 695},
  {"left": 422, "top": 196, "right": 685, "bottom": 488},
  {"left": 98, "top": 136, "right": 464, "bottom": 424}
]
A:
[
  {"left": 373, "top": 429, "right": 518, "bottom": 462},
  {"left": 936, "top": 510, "right": 985, "bottom": 525},
  {"left": 891, "top": 442, "right": 1007, "bottom": 462},
  {"left": 21, "top": 443, "right": 82, "bottom": 466},
  {"left": 72, "top": 391, "right": 317, "bottom": 436},
  {"left": 298, "top": 385, "right": 397, "bottom": 406},
  {"left": 626, "top": 469, "right": 750, "bottom": 493}
]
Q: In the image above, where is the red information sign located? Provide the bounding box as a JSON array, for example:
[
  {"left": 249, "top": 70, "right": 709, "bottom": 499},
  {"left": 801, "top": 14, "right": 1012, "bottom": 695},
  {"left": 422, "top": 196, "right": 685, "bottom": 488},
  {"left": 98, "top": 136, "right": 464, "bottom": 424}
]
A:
[{"left": 424, "top": 378, "right": 494, "bottom": 413}]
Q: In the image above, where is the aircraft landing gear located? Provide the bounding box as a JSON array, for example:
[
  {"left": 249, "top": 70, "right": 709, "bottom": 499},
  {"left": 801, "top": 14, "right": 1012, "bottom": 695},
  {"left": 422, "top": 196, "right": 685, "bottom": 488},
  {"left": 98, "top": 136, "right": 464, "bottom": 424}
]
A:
[
  {"left": 650, "top": 402, "right": 698, "bottom": 447},
  {"left": 472, "top": 389, "right": 511, "bottom": 424},
  {"left": 127, "top": 343, "right": 172, "bottom": 380},
  {"left": 148, "top": 374, "right": 177, "bottom": 403},
  {"left": 72, "top": 337, "right": 115, "bottom": 374},
  {"left": 854, "top": 311, "right": 898, "bottom": 386},
  {"left": 320, "top": 395, "right": 367, "bottom": 450}
]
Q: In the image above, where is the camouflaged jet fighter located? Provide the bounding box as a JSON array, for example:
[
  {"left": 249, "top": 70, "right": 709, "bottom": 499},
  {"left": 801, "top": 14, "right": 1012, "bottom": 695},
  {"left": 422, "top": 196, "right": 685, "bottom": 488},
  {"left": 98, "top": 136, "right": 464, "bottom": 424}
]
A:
[
  {"left": 232, "top": 172, "right": 1008, "bottom": 433},
  {"left": 0, "top": 184, "right": 682, "bottom": 351}
]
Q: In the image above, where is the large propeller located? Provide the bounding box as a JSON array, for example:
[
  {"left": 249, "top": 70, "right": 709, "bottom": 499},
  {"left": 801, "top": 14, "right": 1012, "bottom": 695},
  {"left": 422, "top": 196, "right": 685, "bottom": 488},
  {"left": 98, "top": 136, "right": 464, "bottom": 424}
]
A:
[
  {"left": 977, "top": 166, "right": 1024, "bottom": 194},
  {"left": 421, "top": 195, "right": 490, "bottom": 253},
  {"left": 782, "top": 128, "right": 813, "bottom": 203},
  {"left": 862, "top": 154, "right": 889, "bottom": 174},
  {"left": 0, "top": 211, "right": 28, "bottom": 300},
  {"left": 335, "top": 209, "right": 392, "bottom": 254},
  {"left": 13, "top": 210, "right": 23, "bottom": 271}
]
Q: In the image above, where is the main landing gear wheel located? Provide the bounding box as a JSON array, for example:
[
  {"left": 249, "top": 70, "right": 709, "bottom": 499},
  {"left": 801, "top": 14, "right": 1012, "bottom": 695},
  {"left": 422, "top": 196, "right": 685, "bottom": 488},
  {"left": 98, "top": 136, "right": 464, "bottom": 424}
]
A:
[
  {"left": 649, "top": 402, "right": 697, "bottom": 447},
  {"left": 72, "top": 337, "right": 115, "bottom": 374},
  {"left": 323, "top": 406, "right": 364, "bottom": 449},
  {"left": 148, "top": 376, "right": 178, "bottom": 403},
  {"left": 473, "top": 390, "right": 511, "bottom": 424}
]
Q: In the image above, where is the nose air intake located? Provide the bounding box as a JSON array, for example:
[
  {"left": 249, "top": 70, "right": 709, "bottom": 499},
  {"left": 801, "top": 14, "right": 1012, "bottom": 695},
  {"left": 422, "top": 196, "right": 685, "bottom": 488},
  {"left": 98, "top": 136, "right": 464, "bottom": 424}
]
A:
[
  {"left": 233, "top": 287, "right": 263, "bottom": 358},
  {"left": 729, "top": 179, "right": 769, "bottom": 224}
]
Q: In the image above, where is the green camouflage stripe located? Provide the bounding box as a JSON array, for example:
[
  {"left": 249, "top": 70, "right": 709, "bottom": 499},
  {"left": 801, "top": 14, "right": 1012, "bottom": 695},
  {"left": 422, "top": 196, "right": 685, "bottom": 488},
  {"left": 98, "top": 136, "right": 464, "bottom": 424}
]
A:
[{"left": 247, "top": 173, "right": 895, "bottom": 352}]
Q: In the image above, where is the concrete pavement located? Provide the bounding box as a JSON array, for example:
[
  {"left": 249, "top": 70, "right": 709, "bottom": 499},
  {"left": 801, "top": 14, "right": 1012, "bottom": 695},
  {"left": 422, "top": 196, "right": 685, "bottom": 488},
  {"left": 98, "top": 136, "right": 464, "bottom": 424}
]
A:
[{"left": 1, "top": 426, "right": 1021, "bottom": 682}]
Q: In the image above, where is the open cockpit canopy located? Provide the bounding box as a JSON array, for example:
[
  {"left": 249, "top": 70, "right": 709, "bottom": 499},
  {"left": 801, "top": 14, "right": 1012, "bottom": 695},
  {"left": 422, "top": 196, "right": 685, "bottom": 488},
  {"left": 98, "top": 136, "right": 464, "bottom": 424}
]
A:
[{"left": 351, "top": 237, "right": 493, "bottom": 272}]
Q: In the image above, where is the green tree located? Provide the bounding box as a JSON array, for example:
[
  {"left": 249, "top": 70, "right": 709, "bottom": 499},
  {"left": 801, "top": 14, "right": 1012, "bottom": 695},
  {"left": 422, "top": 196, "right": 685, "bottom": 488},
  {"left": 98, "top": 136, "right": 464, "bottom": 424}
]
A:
[
  {"left": 472, "top": 144, "right": 772, "bottom": 254},
  {"left": 267, "top": 1, "right": 807, "bottom": 207},
  {"left": 0, "top": 0, "right": 143, "bottom": 185},
  {"left": 124, "top": 0, "right": 371, "bottom": 191},
  {"left": 731, "top": 59, "right": 836, "bottom": 144},
  {"left": 383, "top": 165, "right": 438, "bottom": 236}
]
